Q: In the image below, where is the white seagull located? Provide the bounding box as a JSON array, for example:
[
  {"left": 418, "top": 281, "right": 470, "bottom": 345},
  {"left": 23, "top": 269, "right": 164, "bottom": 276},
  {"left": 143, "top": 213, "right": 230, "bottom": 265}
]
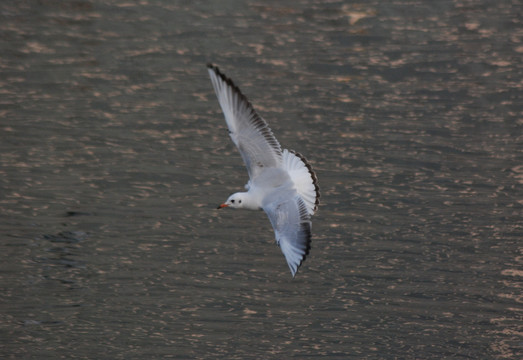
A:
[{"left": 208, "top": 64, "right": 320, "bottom": 277}]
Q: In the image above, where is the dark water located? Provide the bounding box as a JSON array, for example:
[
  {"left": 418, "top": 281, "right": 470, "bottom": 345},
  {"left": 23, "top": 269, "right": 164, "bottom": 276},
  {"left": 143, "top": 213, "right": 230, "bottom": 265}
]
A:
[{"left": 1, "top": 1, "right": 521, "bottom": 359}]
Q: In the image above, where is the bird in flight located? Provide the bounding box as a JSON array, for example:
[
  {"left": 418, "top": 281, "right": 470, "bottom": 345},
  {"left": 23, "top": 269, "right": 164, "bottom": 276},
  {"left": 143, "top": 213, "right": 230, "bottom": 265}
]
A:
[{"left": 208, "top": 64, "right": 320, "bottom": 277}]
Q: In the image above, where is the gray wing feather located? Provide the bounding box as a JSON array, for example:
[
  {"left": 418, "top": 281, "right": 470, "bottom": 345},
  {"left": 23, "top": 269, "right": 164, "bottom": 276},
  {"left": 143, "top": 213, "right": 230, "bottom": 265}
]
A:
[
  {"left": 263, "top": 193, "right": 312, "bottom": 277},
  {"left": 208, "top": 64, "right": 282, "bottom": 179}
]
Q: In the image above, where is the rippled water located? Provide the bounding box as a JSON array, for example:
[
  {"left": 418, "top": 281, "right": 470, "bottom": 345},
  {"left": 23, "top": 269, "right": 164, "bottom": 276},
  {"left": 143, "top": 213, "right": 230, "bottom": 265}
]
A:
[{"left": 1, "top": 1, "right": 521, "bottom": 359}]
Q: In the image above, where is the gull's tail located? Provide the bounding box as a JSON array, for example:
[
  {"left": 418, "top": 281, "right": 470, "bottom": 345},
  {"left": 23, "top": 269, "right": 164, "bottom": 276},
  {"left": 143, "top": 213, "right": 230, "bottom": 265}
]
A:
[{"left": 282, "top": 149, "right": 320, "bottom": 216}]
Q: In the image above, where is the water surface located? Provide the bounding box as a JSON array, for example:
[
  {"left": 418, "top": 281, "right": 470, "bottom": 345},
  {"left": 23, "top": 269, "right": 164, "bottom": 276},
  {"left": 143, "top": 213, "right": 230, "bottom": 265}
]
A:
[{"left": 1, "top": 1, "right": 521, "bottom": 359}]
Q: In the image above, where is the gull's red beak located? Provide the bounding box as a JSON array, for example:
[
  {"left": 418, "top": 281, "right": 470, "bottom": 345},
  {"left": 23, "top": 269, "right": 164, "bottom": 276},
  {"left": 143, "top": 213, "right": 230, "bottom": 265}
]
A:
[{"left": 217, "top": 203, "right": 229, "bottom": 209}]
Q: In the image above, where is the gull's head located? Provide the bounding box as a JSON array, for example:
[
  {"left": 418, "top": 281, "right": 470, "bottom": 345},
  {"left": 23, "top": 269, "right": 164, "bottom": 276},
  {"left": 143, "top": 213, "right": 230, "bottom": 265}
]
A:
[{"left": 217, "top": 192, "right": 245, "bottom": 209}]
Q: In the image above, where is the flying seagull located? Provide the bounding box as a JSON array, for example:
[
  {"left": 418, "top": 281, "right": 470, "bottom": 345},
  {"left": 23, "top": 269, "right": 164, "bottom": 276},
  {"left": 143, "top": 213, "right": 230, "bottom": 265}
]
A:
[{"left": 207, "top": 64, "right": 320, "bottom": 277}]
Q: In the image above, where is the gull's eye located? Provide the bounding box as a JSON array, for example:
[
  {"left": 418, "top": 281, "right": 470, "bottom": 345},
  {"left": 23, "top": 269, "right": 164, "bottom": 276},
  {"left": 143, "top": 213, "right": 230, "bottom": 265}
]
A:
[
  {"left": 231, "top": 199, "right": 235, "bottom": 203},
  {"left": 239, "top": 200, "right": 242, "bottom": 204}
]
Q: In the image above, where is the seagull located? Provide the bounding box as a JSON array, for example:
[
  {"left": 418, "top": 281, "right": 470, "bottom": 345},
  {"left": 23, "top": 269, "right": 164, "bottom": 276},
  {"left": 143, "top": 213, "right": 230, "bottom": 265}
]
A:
[{"left": 207, "top": 64, "right": 320, "bottom": 278}]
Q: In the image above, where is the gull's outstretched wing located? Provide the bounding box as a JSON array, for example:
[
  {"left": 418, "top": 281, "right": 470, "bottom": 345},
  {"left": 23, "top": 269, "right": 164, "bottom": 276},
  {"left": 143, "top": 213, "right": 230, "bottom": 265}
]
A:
[
  {"left": 208, "top": 64, "right": 282, "bottom": 179},
  {"left": 263, "top": 192, "right": 312, "bottom": 277}
]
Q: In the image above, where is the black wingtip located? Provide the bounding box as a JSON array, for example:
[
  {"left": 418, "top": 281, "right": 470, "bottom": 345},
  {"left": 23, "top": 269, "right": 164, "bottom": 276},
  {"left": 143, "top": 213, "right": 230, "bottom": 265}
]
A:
[
  {"left": 207, "top": 63, "right": 223, "bottom": 77},
  {"left": 207, "top": 63, "right": 232, "bottom": 87}
]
